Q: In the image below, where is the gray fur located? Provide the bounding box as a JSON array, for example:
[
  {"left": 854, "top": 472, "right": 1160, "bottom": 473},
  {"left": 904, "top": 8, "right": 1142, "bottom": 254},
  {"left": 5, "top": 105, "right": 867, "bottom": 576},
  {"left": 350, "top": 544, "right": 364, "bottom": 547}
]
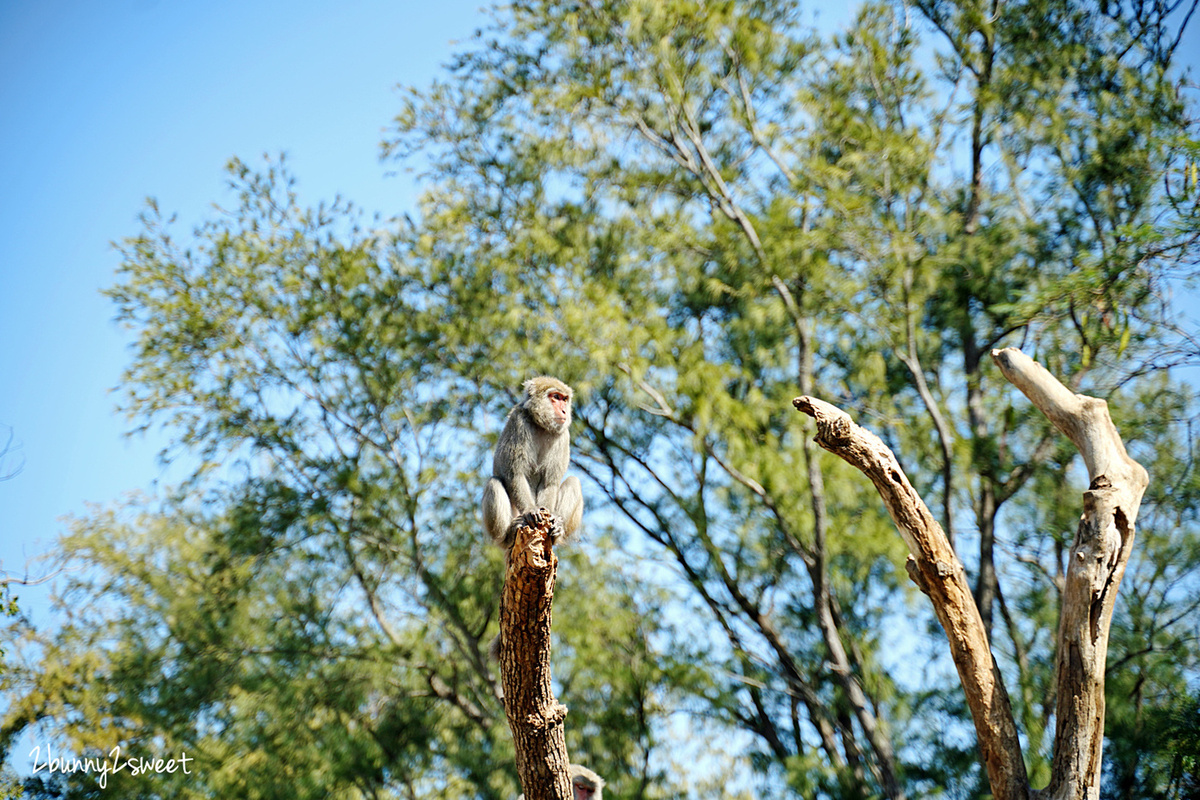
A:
[
  {"left": 514, "top": 764, "right": 605, "bottom": 800},
  {"left": 482, "top": 377, "right": 583, "bottom": 548}
]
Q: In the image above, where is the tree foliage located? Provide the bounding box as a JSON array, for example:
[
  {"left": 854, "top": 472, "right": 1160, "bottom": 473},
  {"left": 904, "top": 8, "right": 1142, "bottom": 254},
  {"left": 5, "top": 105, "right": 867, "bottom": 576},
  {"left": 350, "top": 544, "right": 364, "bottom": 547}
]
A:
[{"left": 3, "top": 0, "right": 1200, "bottom": 797}]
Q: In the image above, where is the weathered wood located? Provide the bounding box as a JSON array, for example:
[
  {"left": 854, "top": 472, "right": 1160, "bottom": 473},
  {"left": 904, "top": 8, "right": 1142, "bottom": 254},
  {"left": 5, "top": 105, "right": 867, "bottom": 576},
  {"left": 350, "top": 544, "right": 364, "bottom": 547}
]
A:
[
  {"left": 793, "top": 348, "right": 1150, "bottom": 800},
  {"left": 992, "top": 348, "right": 1148, "bottom": 800},
  {"left": 792, "top": 395, "right": 1030, "bottom": 800},
  {"left": 499, "top": 509, "right": 573, "bottom": 800}
]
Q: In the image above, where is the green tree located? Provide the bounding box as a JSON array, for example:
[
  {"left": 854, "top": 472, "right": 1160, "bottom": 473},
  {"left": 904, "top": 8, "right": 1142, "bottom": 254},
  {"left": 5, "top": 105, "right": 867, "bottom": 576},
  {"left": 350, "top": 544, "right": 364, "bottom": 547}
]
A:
[
  {"left": 3, "top": 0, "right": 1199, "bottom": 797},
  {"left": 0, "top": 166, "right": 675, "bottom": 799}
]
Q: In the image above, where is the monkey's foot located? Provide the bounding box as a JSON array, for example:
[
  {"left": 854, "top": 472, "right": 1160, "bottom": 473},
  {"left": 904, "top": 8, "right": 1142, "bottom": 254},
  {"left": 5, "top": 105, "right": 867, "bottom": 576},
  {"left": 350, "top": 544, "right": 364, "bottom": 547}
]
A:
[{"left": 547, "top": 514, "right": 566, "bottom": 544}]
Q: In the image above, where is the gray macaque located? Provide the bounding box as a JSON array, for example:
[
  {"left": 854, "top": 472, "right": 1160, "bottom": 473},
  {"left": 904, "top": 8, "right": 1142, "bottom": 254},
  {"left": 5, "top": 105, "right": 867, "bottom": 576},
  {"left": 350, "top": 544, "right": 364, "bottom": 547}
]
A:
[
  {"left": 568, "top": 764, "right": 605, "bottom": 800},
  {"left": 482, "top": 376, "right": 583, "bottom": 548},
  {"left": 515, "top": 764, "right": 605, "bottom": 800}
]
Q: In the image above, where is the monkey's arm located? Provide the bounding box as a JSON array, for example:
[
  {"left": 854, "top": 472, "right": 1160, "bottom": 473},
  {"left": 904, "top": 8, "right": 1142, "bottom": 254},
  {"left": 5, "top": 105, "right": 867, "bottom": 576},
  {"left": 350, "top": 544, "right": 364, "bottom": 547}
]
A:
[
  {"left": 533, "top": 482, "right": 559, "bottom": 511},
  {"left": 495, "top": 410, "right": 538, "bottom": 513},
  {"left": 533, "top": 433, "right": 569, "bottom": 510},
  {"left": 509, "top": 471, "right": 537, "bottom": 513}
]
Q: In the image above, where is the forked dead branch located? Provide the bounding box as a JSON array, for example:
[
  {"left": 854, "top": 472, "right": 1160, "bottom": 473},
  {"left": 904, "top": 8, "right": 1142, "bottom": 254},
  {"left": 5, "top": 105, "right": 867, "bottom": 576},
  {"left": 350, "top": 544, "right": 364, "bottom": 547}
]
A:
[{"left": 793, "top": 347, "right": 1148, "bottom": 800}]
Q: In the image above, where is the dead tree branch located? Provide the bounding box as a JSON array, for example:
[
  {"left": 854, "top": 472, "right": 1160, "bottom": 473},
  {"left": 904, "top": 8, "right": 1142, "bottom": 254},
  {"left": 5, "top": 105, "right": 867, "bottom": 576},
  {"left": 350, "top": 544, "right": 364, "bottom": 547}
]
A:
[
  {"left": 991, "top": 347, "right": 1148, "bottom": 800},
  {"left": 792, "top": 393, "right": 1029, "bottom": 800},
  {"left": 498, "top": 509, "right": 573, "bottom": 800},
  {"left": 792, "top": 347, "right": 1150, "bottom": 800}
]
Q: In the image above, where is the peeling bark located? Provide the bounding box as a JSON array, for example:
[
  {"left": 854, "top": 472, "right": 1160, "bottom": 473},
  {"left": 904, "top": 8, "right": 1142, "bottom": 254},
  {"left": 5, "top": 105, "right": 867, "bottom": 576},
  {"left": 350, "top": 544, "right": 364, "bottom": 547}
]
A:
[
  {"left": 498, "top": 509, "right": 573, "bottom": 800},
  {"left": 991, "top": 348, "right": 1148, "bottom": 800}
]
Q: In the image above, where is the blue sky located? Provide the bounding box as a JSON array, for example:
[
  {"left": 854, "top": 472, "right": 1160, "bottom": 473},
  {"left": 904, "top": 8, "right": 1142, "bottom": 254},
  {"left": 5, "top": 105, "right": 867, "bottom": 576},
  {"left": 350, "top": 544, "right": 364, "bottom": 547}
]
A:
[{"left": 0, "top": 0, "right": 487, "bottom": 614}]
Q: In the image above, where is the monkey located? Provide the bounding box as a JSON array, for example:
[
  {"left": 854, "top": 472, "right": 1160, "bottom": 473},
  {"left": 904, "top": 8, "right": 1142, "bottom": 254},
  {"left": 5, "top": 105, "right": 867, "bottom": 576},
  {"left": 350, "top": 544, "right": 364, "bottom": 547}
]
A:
[
  {"left": 482, "top": 376, "right": 583, "bottom": 549},
  {"left": 515, "top": 764, "right": 605, "bottom": 800},
  {"left": 568, "top": 764, "right": 605, "bottom": 800}
]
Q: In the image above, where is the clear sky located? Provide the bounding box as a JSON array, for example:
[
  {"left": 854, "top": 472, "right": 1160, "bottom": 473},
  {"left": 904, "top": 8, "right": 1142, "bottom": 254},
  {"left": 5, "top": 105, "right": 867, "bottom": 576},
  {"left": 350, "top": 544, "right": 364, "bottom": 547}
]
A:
[{"left": 0, "top": 0, "right": 489, "bottom": 616}]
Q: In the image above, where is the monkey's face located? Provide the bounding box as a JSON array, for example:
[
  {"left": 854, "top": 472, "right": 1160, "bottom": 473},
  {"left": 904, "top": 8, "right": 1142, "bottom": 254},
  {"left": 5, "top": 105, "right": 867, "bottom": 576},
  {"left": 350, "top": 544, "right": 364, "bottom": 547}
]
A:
[
  {"left": 572, "top": 781, "right": 596, "bottom": 800},
  {"left": 547, "top": 390, "right": 571, "bottom": 427},
  {"left": 522, "top": 376, "right": 575, "bottom": 431}
]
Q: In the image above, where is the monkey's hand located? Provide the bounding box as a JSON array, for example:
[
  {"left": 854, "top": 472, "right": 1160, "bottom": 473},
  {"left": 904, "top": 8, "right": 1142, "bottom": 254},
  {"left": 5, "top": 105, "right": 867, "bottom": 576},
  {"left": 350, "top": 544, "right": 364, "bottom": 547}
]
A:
[
  {"left": 531, "top": 506, "right": 566, "bottom": 545},
  {"left": 513, "top": 508, "right": 564, "bottom": 546}
]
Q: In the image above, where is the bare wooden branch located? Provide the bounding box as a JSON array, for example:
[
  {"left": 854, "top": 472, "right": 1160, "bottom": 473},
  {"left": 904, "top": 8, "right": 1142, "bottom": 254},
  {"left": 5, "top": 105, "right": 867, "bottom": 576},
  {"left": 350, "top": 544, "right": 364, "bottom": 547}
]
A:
[
  {"left": 499, "top": 509, "right": 573, "bottom": 800},
  {"left": 990, "top": 348, "right": 1147, "bottom": 489},
  {"left": 793, "top": 348, "right": 1150, "bottom": 800},
  {"left": 992, "top": 348, "right": 1148, "bottom": 800},
  {"left": 792, "top": 395, "right": 1029, "bottom": 800}
]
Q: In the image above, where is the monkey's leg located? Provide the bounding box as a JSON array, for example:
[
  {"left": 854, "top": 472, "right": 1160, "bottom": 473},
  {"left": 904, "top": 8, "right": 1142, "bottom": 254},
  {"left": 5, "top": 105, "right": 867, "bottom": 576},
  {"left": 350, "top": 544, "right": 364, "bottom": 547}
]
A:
[
  {"left": 482, "top": 478, "right": 516, "bottom": 548},
  {"left": 550, "top": 476, "right": 582, "bottom": 544}
]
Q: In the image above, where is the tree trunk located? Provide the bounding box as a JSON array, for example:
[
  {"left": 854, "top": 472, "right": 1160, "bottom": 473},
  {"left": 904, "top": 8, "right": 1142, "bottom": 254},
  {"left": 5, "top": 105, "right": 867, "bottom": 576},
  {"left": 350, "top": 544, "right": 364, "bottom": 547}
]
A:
[{"left": 498, "top": 510, "right": 573, "bottom": 800}]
